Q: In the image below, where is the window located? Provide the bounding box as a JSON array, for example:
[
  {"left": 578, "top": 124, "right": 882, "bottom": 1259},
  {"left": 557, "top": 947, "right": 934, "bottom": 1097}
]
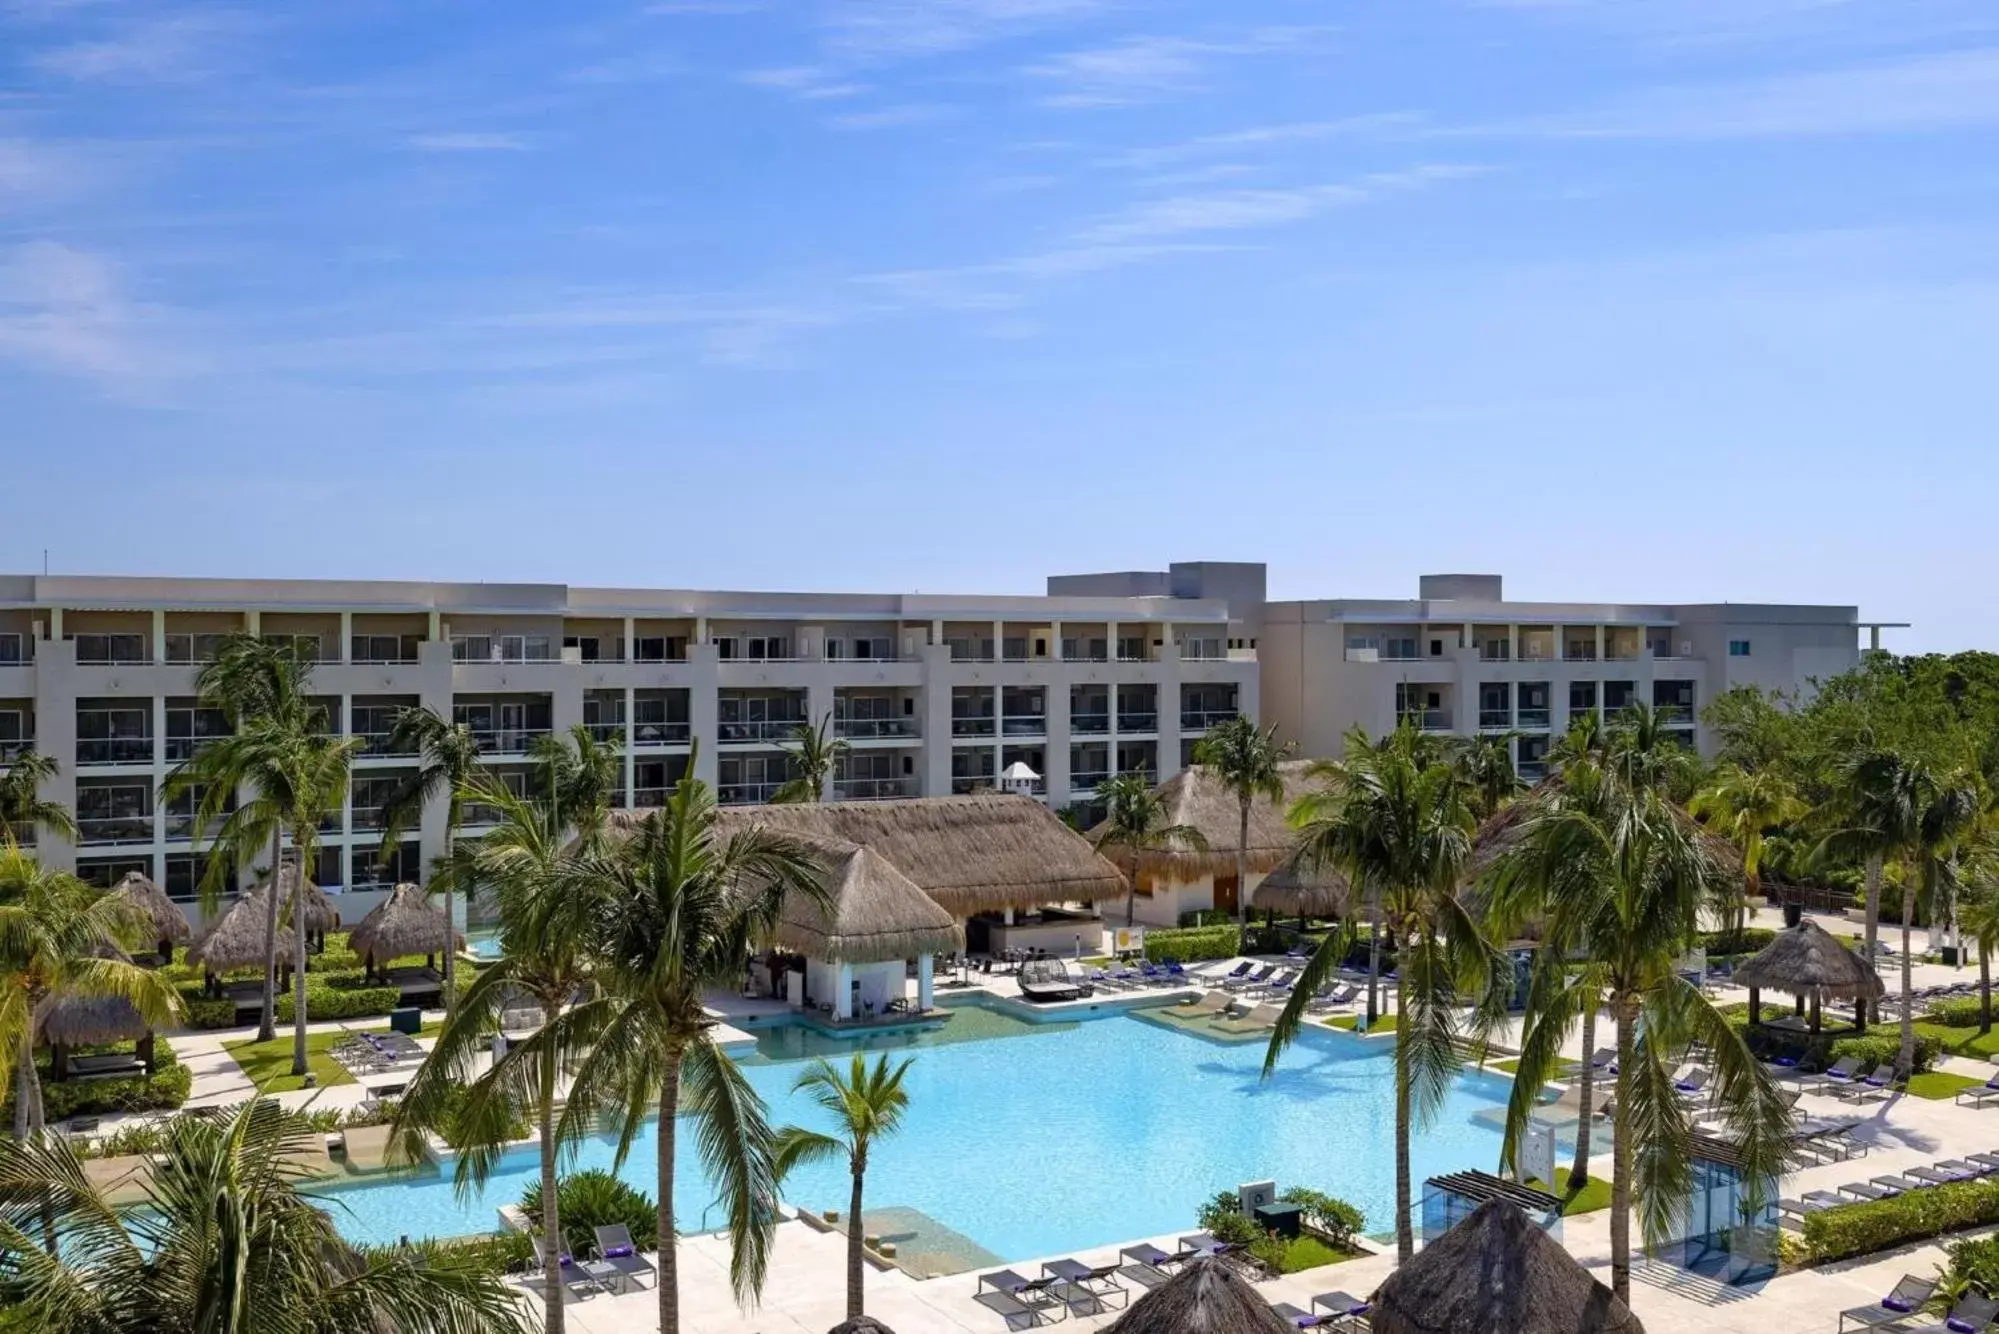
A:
[
  {"left": 163, "top": 633, "right": 228, "bottom": 664},
  {"left": 1568, "top": 681, "right": 1597, "bottom": 712},
  {"left": 265, "top": 633, "right": 323, "bottom": 662},
  {"left": 1430, "top": 639, "right": 1445, "bottom": 657},
  {"left": 565, "top": 635, "right": 619, "bottom": 662},
  {"left": 632, "top": 635, "right": 685, "bottom": 663},
  {"left": 1384, "top": 637, "right": 1418, "bottom": 660},
  {"left": 351, "top": 634, "right": 420, "bottom": 663},
  {"left": 1729, "top": 640, "right": 1752, "bottom": 657},
  {"left": 0, "top": 632, "right": 26, "bottom": 664},
  {"left": 72, "top": 633, "right": 147, "bottom": 664}
]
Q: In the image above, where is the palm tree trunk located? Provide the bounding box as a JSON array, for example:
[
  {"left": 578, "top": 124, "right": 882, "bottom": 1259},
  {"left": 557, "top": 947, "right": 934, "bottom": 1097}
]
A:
[
  {"left": 538, "top": 1007, "right": 565, "bottom": 1334},
  {"left": 258, "top": 825, "right": 282, "bottom": 1042},
  {"left": 1899, "top": 884, "right": 1917, "bottom": 1078},
  {"left": 658, "top": 1047, "right": 682, "bottom": 1334},
  {"left": 1610, "top": 995, "right": 1636, "bottom": 1304},
  {"left": 1365, "top": 889, "right": 1382, "bottom": 1025},
  {"left": 1393, "top": 991, "right": 1414, "bottom": 1262},
  {"left": 1859, "top": 851, "right": 1884, "bottom": 1025},
  {"left": 442, "top": 826, "right": 457, "bottom": 1017},
  {"left": 847, "top": 1158, "right": 866, "bottom": 1319},
  {"left": 1567, "top": 1001, "right": 1597, "bottom": 1191},
  {"left": 1235, "top": 799, "right": 1250, "bottom": 927},
  {"left": 292, "top": 836, "right": 310, "bottom": 1077},
  {"left": 1982, "top": 949, "right": 1992, "bottom": 1035},
  {"left": 12, "top": 1026, "right": 41, "bottom": 1140}
]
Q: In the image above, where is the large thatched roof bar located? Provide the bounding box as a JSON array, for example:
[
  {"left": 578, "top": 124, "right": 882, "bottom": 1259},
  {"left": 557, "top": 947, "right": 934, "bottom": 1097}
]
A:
[
  {"left": 1103, "top": 1256, "right": 1293, "bottom": 1334},
  {"left": 773, "top": 844, "right": 963, "bottom": 965},
  {"left": 1087, "top": 761, "right": 1319, "bottom": 877}
]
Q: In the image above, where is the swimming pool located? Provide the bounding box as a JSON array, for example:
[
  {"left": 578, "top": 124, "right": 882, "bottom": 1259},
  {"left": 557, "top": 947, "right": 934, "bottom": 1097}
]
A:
[
  {"left": 315, "top": 1001, "right": 1521, "bottom": 1263},
  {"left": 463, "top": 928, "right": 504, "bottom": 962}
]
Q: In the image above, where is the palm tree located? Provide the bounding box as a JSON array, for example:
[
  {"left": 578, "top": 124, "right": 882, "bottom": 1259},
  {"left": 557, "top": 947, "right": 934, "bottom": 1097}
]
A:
[
  {"left": 1452, "top": 734, "right": 1523, "bottom": 819},
  {"left": 378, "top": 707, "right": 485, "bottom": 1015},
  {"left": 1960, "top": 853, "right": 1999, "bottom": 1034},
  {"left": 393, "top": 776, "right": 599, "bottom": 1334},
  {"left": 1891, "top": 767, "right": 1981, "bottom": 1075},
  {"left": 1603, "top": 703, "right": 1700, "bottom": 801},
  {"left": 1488, "top": 757, "right": 1791, "bottom": 1303},
  {"left": 1268, "top": 726, "right": 1511, "bottom": 1262},
  {"left": 556, "top": 768, "right": 830, "bottom": 1334},
  {"left": 1690, "top": 763, "right": 1807, "bottom": 934},
  {"left": 1825, "top": 748, "right": 1928, "bottom": 1007},
  {"left": 1191, "top": 718, "right": 1294, "bottom": 925},
  {"left": 0, "top": 1097, "right": 530, "bottom": 1332},
  {"left": 773, "top": 713, "right": 846, "bottom": 804},
  {"left": 0, "top": 753, "right": 78, "bottom": 846},
  {"left": 1091, "top": 771, "right": 1208, "bottom": 927},
  {"left": 0, "top": 846, "right": 183, "bottom": 1139},
  {"left": 529, "top": 724, "right": 624, "bottom": 832},
  {"left": 772, "top": 1054, "right": 914, "bottom": 1322}
]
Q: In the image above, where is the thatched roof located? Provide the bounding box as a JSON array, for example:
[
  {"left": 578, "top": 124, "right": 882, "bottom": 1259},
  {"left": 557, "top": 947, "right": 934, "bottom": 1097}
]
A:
[
  {"left": 109, "top": 871, "right": 192, "bottom": 944},
  {"left": 773, "top": 843, "right": 963, "bottom": 964},
  {"left": 1733, "top": 919, "right": 1885, "bottom": 1002},
  {"left": 608, "top": 794, "right": 1124, "bottom": 915},
  {"left": 1370, "top": 1199, "right": 1644, "bottom": 1334},
  {"left": 1103, "top": 1256, "right": 1292, "bottom": 1334},
  {"left": 1088, "top": 761, "right": 1320, "bottom": 878},
  {"left": 247, "top": 861, "right": 340, "bottom": 932},
  {"left": 828, "top": 1320, "right": 896, "bottom": 1334},
  {"left": 188, "top": 892, "right": 298, "bottom": 973},
  {"left": 38, "top": 989, "right": 152, "bottom": 1046},
  {"left": 348, "top": 883, "right": 461, "bottom": 965},
  {"left": 1250, "top": 844, "right": 1352, "bottom": 917}
]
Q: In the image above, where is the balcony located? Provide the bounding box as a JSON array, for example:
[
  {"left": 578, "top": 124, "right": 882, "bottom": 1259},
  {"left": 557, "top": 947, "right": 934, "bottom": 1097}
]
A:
[
  {"left": 452, "top": 638, "right": 557, "bottom": 664},
  {"left": 350, "top": 804, "right": 390, "bottom": 832},
  {"left": 633, "top": 720, "right": 692, "bottom": 745},
  {"left": 586, "top": 721, "right": 626, "bottom": 744},
  {"left": 1605, "top": 648, "right": 1641, "bottom": 662},
  {"left": 717, "top": 719, "right": 805, "bottom": 744},
  {"left": 0, "top": 738, "right": 34, "bottom": 764},
  {"left": 1517, "top": 708, "right": 1552, "bottom": 729},
  {"left": 1478, "top": 709, "right": 1511, "bottom": 730},
  {"left": 1000, "top": 715, "right": 1047, "bottom": 738},
  {"left": 835, "top": 718, "right": 919, "bottom": 740},
  {"left": 950, "top": 775, "right": 995, "bottom": 795},
  {"left": 351, "top": 730, "right": 417, "bottom": 758},
  {"left": 1402, "top": 709, "right": 1453, "bottom": 732},
  {"left": 633, "top": 786, "right": 674, "bottom": 808},
  {"left": 78, "top": 815, "right": 154, "bottom": 846},
  {"left": 77, "top": 738, "right": 154, "bottom": 766},
  {"left": 1477, "top": 647, "right": 1510, "bottom": 663},
  {"left": 1070, "top": 712, "right": 1110, "bottom": 735},
  {"left": 1180, "top": 709, "right": 1237, "bottom": 732},
  {"left": 1563, "top": 647, "right": 1597, "bottom": 662},
  {"left": 1655, "top": 704, "right": 1694, "bottom": 725},
  {"left": 1116, "top": 711, "right": 1159, "bottom": 733},
  {"left": 1069, "top": 770, "right": 1109, "bottom": 793},
  {"left": 1519, "top": 761, "right": 1548, "bottom": 782},
  {"left": 951, "top": 716, "right": 996, "bottom": 739},
  {"left": 834, "top": 778, "right": 913, "bottom": 801},
  {"left": 162, "top": 810, "right": 226, "bottom": 842},
  {"left": 163, "top": 735, "right": 228, "bottom": 763},
  {"left": 719, "top": 781, "right": 784, "bottom": 806},
  {"left": 469, "top": 728, "right": 551, "bottom": 755}
]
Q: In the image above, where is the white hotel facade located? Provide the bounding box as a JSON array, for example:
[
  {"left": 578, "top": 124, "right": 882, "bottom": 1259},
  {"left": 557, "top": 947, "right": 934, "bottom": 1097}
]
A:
[{"left": 0, "top": 564, "right": 1876, "bottom": 902}]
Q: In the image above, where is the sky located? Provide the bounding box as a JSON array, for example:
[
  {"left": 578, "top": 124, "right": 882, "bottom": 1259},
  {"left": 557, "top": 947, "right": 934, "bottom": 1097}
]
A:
[{"left": 2, "top": 0, "right": 1996, "bottom": 652}]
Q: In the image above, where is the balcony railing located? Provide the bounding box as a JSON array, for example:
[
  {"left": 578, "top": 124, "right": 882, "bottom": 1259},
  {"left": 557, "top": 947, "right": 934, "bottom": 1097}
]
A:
[
  {"left": 1116, "top": 711, "right": 1159, "bottom": 733},
  {"left": 163, "top": 735, "right": 228, "bottom": 763},
  {"left": 78, "top": 815, "right": 154, "bottom": 845},
  {"left": 468, "top": 728, "right": 551, "bottom": 755},
  {"left": 950, "top": 775, "right": 996, "bottom": 795},
  {"left": 1518, "top": 761, "right": 1548, "bottom": 782},
  {"left": 1070, "top": 712, "right": 1110, "bottom": 734},
  {"left": 833, "top": 777, "right": 913, "bottom": 801},
  {"left": 350, "top": 805, "right": 390, "bottom": 832},
  {"left": 1517, "top": 708, "right": 1552, "bottom": 729},
  {"left": 585, "top": 721, "right": 625, "bottom": 744},
  {"left": 1180, "top": 709, "right": 1237, "bottom": 731},
  {"left": 1478, "top": 709, "right": 1511, "bottom": 730},
  {"left": 633, "top": 720, "right": 692, "bottom": 745},
  {"left": 1000, "top": 716, "right": 1046, "bottom": 737},
  {"left": 460, "top": 803, "right": 506, "bottom": 827},
  {"left": 1477, "top": 647, "right": 1510, "bottom": 662},
  {"left": 834, "top": 718, "right": 919, "bottom": 740},
  {"left": 633, "top": 786, "right": 674, "bottom": 808},
  {"left": 0, "top": 739, "right": 34, "bottom": 763},
  {"left": 1605, "top": 648, "right": 1641, "bottom": 662},
  {"left": 77, "top": 738, "right": 154, "bottom": 766},
  {"left": 1654, "top": 704, "right": 1694, "bottom": 724},
  {"left": 1563, "top": 647, "right": 1597, "bottom": 662},
  {"left": 951, "top": 716, "right": 996, "bottom": 738},
  {"left": 717, "top": 719, "right": 805, "bottom": 744},
  {"left": 1402, "top": 709, "right": 1453, "bottom": 731},
  {"left": 1069, "top": 771, "right": 1109, "bottom": 792},
  {"left": 1518, "top": 648, "right": 1556, "bottom": 662},
  {"left": 162, "top": 812, "right": 227, "bottom": 841},
  {"left": 719, "top": 781, "right": 784, "bottom": 805},
  {"left": 351, "top": 731, "right": 417, "bottom": 758}
]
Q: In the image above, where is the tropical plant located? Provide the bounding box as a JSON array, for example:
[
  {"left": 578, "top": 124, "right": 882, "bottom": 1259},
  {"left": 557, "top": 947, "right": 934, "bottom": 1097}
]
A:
[
  {"left": 1452, "top": 734, "right": 1523, "bottom": 819},
  {"left": 1487, "top": 757, "right": 1792, "bottom": 1304},
  {"left": 392, "top": 774, "right": 602, "bottom": 1334},
  {"left": 1268, "top": 725, "right": 1511, "bottom": 1262},
  {"left": 1191, "top": 718, "right": 1294, "bottom": 925},
  {"left": 1602, "top": 703, "right": 1702, "bottom": 801},
  {"left": 519, "top": 1170, "right": 657, "bottom": 1262},
  {"left": 1091, "top": 771, "right": 1208, "bottom": 927},
  {"left": 0, "top": 752, "right": 78, "bottom": 846},
  {"left": 1962, "top": 847, "right": 1999, "bottom": 1034},
  {"left": 0, "top": 1097, "right": 530, "bottom": 1333},
  {"left": 1824, "top": 748, "right": 1930, "bottom": 995},
  {"left": 772, "top": 1053, "right": 914, "bottom": 1321},
  {"left": 0, "top": 848, "right": 182, "bottom": 1139},
  {"left": 555, "top": 767, "right": 830, "bottom": 1334},
  {"left": 772, "top": 713, "right": 846, "bottom": 804},
  {"left": 529, "top": 724, "right": 625, "bottom": 833},
  {"left": 1890, "top": 767, "right": 1981, "bottom": 1075},
  {"left": 1690, "top": 764, "right": 1807, "bottom": 932},
  {"left": 378, "top": 707, "right": 485, "bottom": 1016}
]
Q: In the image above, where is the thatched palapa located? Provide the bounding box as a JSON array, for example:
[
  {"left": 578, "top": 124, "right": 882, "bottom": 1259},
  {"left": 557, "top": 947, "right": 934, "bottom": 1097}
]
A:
[
  {"left": 1370, "top": 1198, "right": 1644, "bottom": 1334},
  {"left": 247, "top": 861, "right": 341, "bottom": 933},
  {"left": 187, "top": 893, "right": 299, "bottom": 974},
  {"left": 827, "top": 1319, "right": 896, "bottom": 1334},
  {"left": 1103, "top": 1256, "right": 1292, "bottom": 1334},
  {"left": 38, "top": 993, "right": 150, "bottom": 1048},
  {"left": 608, "top": 794, "right": 1123, "bottom": 915},
  {"left": 347, "top": 883, "right": 461, "bottom": 967},
  {"left": 1734, "top": 920, "right": 1883, "bottom": 1002},
  {"left": 1249, "top": 843, "right": 1352, "bottom": 918},
  {"left": 1087, "top": 762, "right": 1319, "bottom": 877},
  {"left": 774, "top": 843, "right": 963, "bottom": 964},
  {"left": 108, "top": 871, "right": 192, "bottom": 948}
]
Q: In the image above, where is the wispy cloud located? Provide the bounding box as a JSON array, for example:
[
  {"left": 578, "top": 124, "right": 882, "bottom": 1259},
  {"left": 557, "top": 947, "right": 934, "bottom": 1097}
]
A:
[
  {"left": 404, "top": 132, "right": 533, "bottom": 152},
  {"left": 827, "top": 102, "right": 956, "bottom": 130},
  {"left": 741, "top": 66, "right": 869, "bottom": 99},
  {"left": 1026, "top": 27, "right": 1333, "bottom": 108},
  {"left": 822, "top": 0, "right": 1108, "bottom": 62},
  {"left": 1075, "top": 165, "right": 1489, "bottom": 244},
  {"left": 645, "top": 0, "right": 763, "bottom": 13},
  {"left": 32, "top": 10, "right": 254, "bottom": 83},
  {"left": 0, "top": 137, "right": 92, "bottom": 207},
  {"left": 1109, "top": 113, "right": 1428, "bottom": 168},
  {"left": 0, "top": 241, "right": 191, "bottom": 391}
]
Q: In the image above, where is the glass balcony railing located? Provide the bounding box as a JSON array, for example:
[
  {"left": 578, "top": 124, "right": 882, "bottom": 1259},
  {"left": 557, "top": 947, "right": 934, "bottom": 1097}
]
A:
[
  {"left": 77, "top": 738, "right": 154, "bottom": 766},
  {"left": 1563, "top": 647, "right": 1597, "bottom": 661},
  {"left": 163, "top": 735, "right": 228, "bottom": 763},
  {"left": 1001, "top": 716, "right": 1047, "bottom": 737},
  {"left": 716, "top": 719, "right": 805, "bottom": 744},
  {"left": 633, "top": 786, "right": 674, "bottom": 808},
  {"left": 468, "top": 728, "right": 550, "bottom": 755},
  {"left": 351, "top": 730, "right": 418, "bottom": 758},
  {"left": 1478, "top": 710, "right": 1511, "bottom": 730},
  {"left": 1069, "top": 771, "right": 1110, "bottom": 792},
  {"left": 350, "top": 805, "right": 390, "bottom": 831},
  {"left": 1180, "top": 709, "right": 1237, "bottom": 731},
  {"left": 0, "top": 739, "right": 35, "bottom": 763},
  {"left": 585, "top": 721, "right": 625, "bottom": 744},
  {"left": 1069, "top": 711, "right": 1110, "bottom": 734},
  {"left": 1402, "top": 709, "right": 1453, "bottom": 731},
  {"left": 1116, "top": 711, "right": 1159, "bottom": 733},
  {"left": 1654, "top": 704, "right": 1695, "bottom": 724},
  {"left": 1478, "top": 647, "right": 1510, "bottom": 662},
  {"left": 78, "top": 815, "right": 154, "bottom": 845},
  {"left": 951, "top": 716, "right": 996, "bottom": 738},
  {"left": 833, "top": 777, "right": 913, "bottom": 801},
  {"left": 950, "top": 774, "right": 996, "bottom": 795},
  {"left": 834, "top": 718, "right": 919, "bottom": 740},
  {"left": 633, "top": 720, "right": 692, "bottom": 745},
  {"left": 719, "top": 781, "right": 784, "bottom": 806},
  {"left": 1517, "top": 708, "right": 1552, "bottom": 729}
]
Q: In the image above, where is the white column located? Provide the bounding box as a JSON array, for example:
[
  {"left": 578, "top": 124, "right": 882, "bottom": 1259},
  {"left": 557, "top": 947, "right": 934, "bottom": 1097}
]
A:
[
  {"left": 151, "top": 609, "right": 166, "bottom": 665},
  {"left": 917, "top": 954, "right": 934, "bottom": 1011},
  {"left": 834, "top": 962, "right": 853, "bottom": 1020},
  {"left": 623, "top": 686, "right": 636, "bottom": 807},
  {"left": 339, "top": 611, "right": 353, "bottom": 663}
]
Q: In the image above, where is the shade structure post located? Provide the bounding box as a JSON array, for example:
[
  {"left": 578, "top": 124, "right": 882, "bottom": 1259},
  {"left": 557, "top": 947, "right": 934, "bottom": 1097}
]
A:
[
  {"left": 1747, "top": 986, "right": 1759, "bottom": 1027},
  {"left": 917, "top": 954, "right": 934, "bottom": 1011},
  {"left": 1795, "top": 993, "right": 1805, "bottom": 1016},
  {"left": 1809, "top": 991, "right": 1821, "bottom": 1034},
  {"left": 51, "top": 1043, "right": 68, "bottom": 1082},
  {"left": 138, "top": 1032, "right": 156, "bottom": 1073}
]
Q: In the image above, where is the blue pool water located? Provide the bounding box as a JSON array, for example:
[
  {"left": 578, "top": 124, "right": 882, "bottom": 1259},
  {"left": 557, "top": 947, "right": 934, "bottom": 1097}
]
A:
[
  {"left": 463, "top": 928, "right": 504, "bottom": 962},
  {"left": 315, "top": 1003, "right": 1518, "bottom": 1262}
]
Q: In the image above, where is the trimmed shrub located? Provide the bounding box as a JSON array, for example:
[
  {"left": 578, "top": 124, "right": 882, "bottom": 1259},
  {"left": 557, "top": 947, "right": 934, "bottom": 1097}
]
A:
[
  {"left": 1278, "top": 1187, "right": 1366, "bottom": 1250},
  {"left": 1195, "top": 1190, "right": 1263, "bottom": 1246},
  {"left": 1178, "top": 909, "right": 1235, "bottom": 929},
  {"left": 520, "top": 1170, "right": 658, "bottom": 1258},
  {"left": 1145, "top": 925, "right": 1241, "bottom": 964},
  {"left": 4, "top": 1039, "right": 191, "bottom": 1124},
  {"left": 1730, "top": 1011, "right": 1941, "bottom": 1075},
  {"left": 1924, "top": 997, "right": 1994, "bottom": 1029},
  {"left": 1800, "top": 1175, "right": 1999, "bottom": 1265},
  {"left": 1702, "top": 927, "right": 1775, "bottom": 957}
]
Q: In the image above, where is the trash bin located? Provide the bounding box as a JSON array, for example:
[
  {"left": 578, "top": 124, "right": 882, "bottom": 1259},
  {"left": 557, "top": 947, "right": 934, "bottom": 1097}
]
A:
[
  {"left": 1943, "top": 945, "right": 1961, "bottom": 967},
  {"left": 1254, "top": 1202, "right": 1303, "bottom": 1239},
  {"left": 389, "top": 1006, "right": 422, "bottom": 1035}
]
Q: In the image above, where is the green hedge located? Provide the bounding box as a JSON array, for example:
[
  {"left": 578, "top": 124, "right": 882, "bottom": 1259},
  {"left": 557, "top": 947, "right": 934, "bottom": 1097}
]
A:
[
  {"left": 179, "top": 976, "right": 434, "bottom": 1029},
  {"left": 3, "top": 1040, "right": 191, "bottom": 1124},
  {"left": 1731, "top": 1010, "right": 1942, "bottom": 1075},
  {"left": 1702, "top": 928, "right": 1776, "bottom": 956},
  {"left": 1177, "top": 909, "right": 1236, "bottom": 929},
  {"left": 1800, "top": 1175, "right": 1999, "bottom": 1265},
  {"left": 1924, "top": 997, "right": 1994, "bottom": 1029},
  {"left": 1145, "top": 925, "right": 1241, "bottom": 964}
]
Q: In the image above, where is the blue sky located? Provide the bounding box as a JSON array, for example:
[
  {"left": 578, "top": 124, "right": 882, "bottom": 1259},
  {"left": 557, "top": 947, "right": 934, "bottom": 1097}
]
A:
[{"left": 2, "top": 0, "right": 1995, "bottom": 652}]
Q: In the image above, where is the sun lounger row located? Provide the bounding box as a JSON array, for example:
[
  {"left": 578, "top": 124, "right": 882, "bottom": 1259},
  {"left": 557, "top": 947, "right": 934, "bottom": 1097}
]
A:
[
  {"left": 1840, "top": 1274, "right": 1999, "bottom": 1333},
  {"left": 1266, "top": 1288, "right": 1373, "bottom": 1330},
  {"left": 975, "top": 1253, "right": 1142, "bottom": 1327},
  {"left": 529, "top": 1225, "right": 656, "bottom": 1301},
  {"left": 1091, "top": 962, "right": 1191, "bottom": 990},
  {"left": 330, "top": 1030, "right": 425, "bottom": 1075},
  {"left": 1780, "top": 1152, "right": 1999, "bottom": 1228}
]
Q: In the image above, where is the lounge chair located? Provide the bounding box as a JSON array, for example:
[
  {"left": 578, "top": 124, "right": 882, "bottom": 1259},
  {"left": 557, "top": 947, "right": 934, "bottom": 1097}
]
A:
[
  {"left": 1938, "top": 1159, "right": 1996, "bottom": 1179},
  {"left": 530, "top": 1235, "right": 614, "bottom": 1301},
  {"left": 1041, "top": 1259, "right": 1127, "bottom": 1308},
  {"left": 1836, "top": 1180, "right": 1900, "bottom": 1201},
  {"left": 1841, "top": 1065, "right": 1899, "bottom": 1102},
  {"left": 1924, "top": 1292, "right": 1999, "bottom": 1334},
  {"left": 1906, "top": 1164, "right": 1974, "bottom": 1186},
  {"left": 1967, "top": 1152, "right": 1999, "bottom": 1171},
  {"left": 973, "top": 1286, "right": 1063, "bottom": 1329},
  {"left": 1777, "top": 1192, "right": 1844, "bottom": 1223},
  {"left": 1213, "top": 1003, "right": 1285, "bottom": 1034},
  {"left": 1871, "top": 1174, "right": 1927, "bottom": 1194},
  {"left": 1270, "top": 1301, "right": 1328, "bottom": 1329},
  {"left": 1178, "top": 990, "right": 1234, "bottom": 1017},
  {"left": 1587, "top": 1046, "right": 1617, "bottom": 1070},
  {"left": 591, "top": 1224, "right": 656, "bottom": 1291},
  {"left": 1122, "top": 1242, "right": 1197, "bottom": 1272},
  {"left": 1118, "top": 1259, "right": 1170, "bottom": 1291},
  {"left": 1312, "top": 1291, "right": 1372, "bottom": 1320},
  {"left": 1813, "top": 1056, "right": 1863, "bottom": 1093},
  {"left": 1959, "top": 1073, "right": 1999, "bottom": 1107},
  {"left": 1837, "top": 1274, "right": 1938, "bottom": 1333},
  {"left": 1259, "top": 969, "right": 1299, "bottom": 997},
  {"left": 1217, "top": 960, "right": 1254, "bottom": 983},
  {"left": 1675, "top": 1068, "right": 1710, "bottom": 1098},
  {"left": 1227, "top": 965, "right": 1277, "bottom": 994}
]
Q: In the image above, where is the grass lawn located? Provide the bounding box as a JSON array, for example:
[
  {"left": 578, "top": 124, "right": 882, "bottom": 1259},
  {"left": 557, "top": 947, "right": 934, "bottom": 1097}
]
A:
[
  {"left": 1324, "top": 1013, "right": 1401, "bottom": 1035},
  {"left": 1490, "top": 1058, "right": 1520, "bottom": 1074},
  {"left": 1907, "top": 1070, "right": 1983, "bottom": 1100},
  {"left": 1525, "top": 1176, "right": 1614, "bottom": 1216},
  {"left": 1914, "top": 1020, "right": 1999, "bottom": 1061},
  {"left": 222, "top": 1021, "right": 434, "bottom": 1094},
  {"left": 1266, "top": 1235, "right": 1363, "bottom": 1273}
]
